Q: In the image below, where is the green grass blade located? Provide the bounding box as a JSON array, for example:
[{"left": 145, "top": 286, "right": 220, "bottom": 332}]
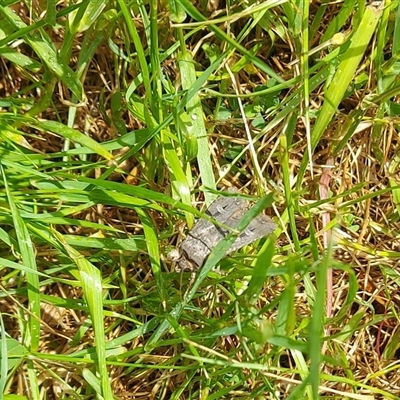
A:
[
  {"left": 320, "top": 0, "right": 358, "bottom": 42},
  {"left": 300, "top": 0, "right": 312, "bottom": 178},
  {"left": 297, "top": 3, "right": 383, "bottom": 188},
  {"left": 178, "top": 51, "right": 216, "bottom": 205},
  {"left": 0, "top": 314, "right": 8, "bottom": 396},
  {"left": 0, "top": 6, "right": 83, "bottom": 99},
  {"left": 244, "top": 235, "right": 276, "bottom": 304},
  {"left": 68, "top": 0, "right": 107, "bottom": 34},
  {"left": 162, "top": 132, "right": 194, "bottom": 226},
  {"left": 55, "top": 232, "right": 113, "bottom": 399},
  {"left": 1, "top": 166, "right": 41, "bottom": 352},
  {"left": 26, "top": 359, "right": 40, "bottom": 400},
  {"left": 308, "top": 245, "right": 332, "bottom": 399},
  {"left": 117, "top": 0, "right": 153, "bottom": 125},
  {"left": 46, "top": 0, "right": 57, "bottom": 26},
  {"left": 34, "top": 120, "right": 114, "bottom": 161},
  {"left": 176, "top": 0, "right": 288, "bottom": 84},
  {"left": 0, "top": 47, "right": 41, "bottom": 72},
  {"left": 135, "top": 209, "right": 166, "bottom": 307}
]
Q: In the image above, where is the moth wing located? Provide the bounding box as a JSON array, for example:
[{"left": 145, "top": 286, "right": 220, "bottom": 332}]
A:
[
  {"left": 179, "top": 234, "right": 211, "bottom": 270},
  {"left": 227, "top": 214, "right": 276, "bottom": 254},
  {"left": 187, "top": 194, "right": 248, "bottom": 250},
  {"left": 172, "top": 189, "right": 276, "bottom": 271}
]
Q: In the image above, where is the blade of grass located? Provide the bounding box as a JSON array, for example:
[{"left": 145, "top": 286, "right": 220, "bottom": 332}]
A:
[
  {"left": 68, "top": 0, "right": 107, "bottom": 34},
  {"left": 300, "top": 0, "right": 312, "bottom": 178},
  {"left": 135, "top": 209, "right": 166, "bottom": 309},
  {"left": 178, "top": 51, "right": 216, "bottom": 205},
  {"left": 296, "top": 3, "right": 383, "bottom": 188},
  {"left": 33, "top": 120, "right": 114, "bottom": 161},
  {"left": 46, "top": 0, "right": 57, "bottom": 26},
  {"left": 371, "top": 2, "right": 396, "bottom": 162},
  {"left": 1, "top": 165, "right": 42, "bottom": 399},
  {"left": 388, "top": 152, "right": 400, "bottom": 216},
  {"left": 1, "top": 166, "right": 41, "bottom": 352},
  {"left": 290, "top": 349, "right": 313, "bottom": 399},
  {"left": 244, "top": 234, "right": 276, "bottom": 304},
  {"left": 150, "top": 0, "right": 162, "bottom": 123},
  {"left": 280, "top": 116, "right": 300, "bottom": 249},
  {"left": 0, "top": 314, "right": 7, "bottom": 396},
  {"left": 55, "top": 231, "right": 113, "bottom": 399},
  {"left": 0, "top": 47, "right": 41, "bottom": 72},
  {"left": 0, "top": 6, "right": 84, "bottom": 100},
  {"left": 117, "top": 0, "right": 153, "bottom": 126},
  {"left": 176, "top": 0, "right": 288, "bottom": 84},
  {"left": 309, "top": 245, "right": 332, "bottom": 398},
  {"left": 320, "top": 0, "right": 358, "bottom": 42},
  {"left": 26, "top": 359, "right": 40, "bottom": 400},
  {"left": 162, "top": 132, "right": 194, "bottom": 226}
]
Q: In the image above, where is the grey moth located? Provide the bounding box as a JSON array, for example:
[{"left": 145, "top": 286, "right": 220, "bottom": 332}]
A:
[{"left": 168, "top": 188, "right": 276, "bottom": 272}]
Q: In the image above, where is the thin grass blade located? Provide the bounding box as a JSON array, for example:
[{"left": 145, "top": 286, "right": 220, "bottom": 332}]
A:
[
  {"left": 0, "top": 5, "right": 83, "bottom": 99},
  {"left": 297, "top": 3, "right": 383, "bottom": 187},
  {"left": 178, "top": 51, "right": 216, "bottom": 205},
  {"left": 34, "top": 120, "right": 114, "bottom": 161},
  {"left": 135, "top": 209, "right": 166, "bottom": 308},
  {"left": 1, "top": 166, "right": 41, "bottom": 352},
  {"left": 55, "top": 231, "right": 113, "bottom": 399}
]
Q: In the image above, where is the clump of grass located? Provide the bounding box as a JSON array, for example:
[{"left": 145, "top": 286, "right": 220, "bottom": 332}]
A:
[{"left": 0, "top": 0, "right": 399, "bottom": 399}]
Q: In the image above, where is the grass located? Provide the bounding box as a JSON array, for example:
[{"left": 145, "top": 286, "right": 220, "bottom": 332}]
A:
[{"left": 0, "top": 0, "right": 399, "bottom": 399}]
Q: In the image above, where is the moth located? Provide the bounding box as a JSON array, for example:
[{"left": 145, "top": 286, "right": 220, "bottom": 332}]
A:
[{"left": 168, "top": 188, "right": 276, "bottom": 272}]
